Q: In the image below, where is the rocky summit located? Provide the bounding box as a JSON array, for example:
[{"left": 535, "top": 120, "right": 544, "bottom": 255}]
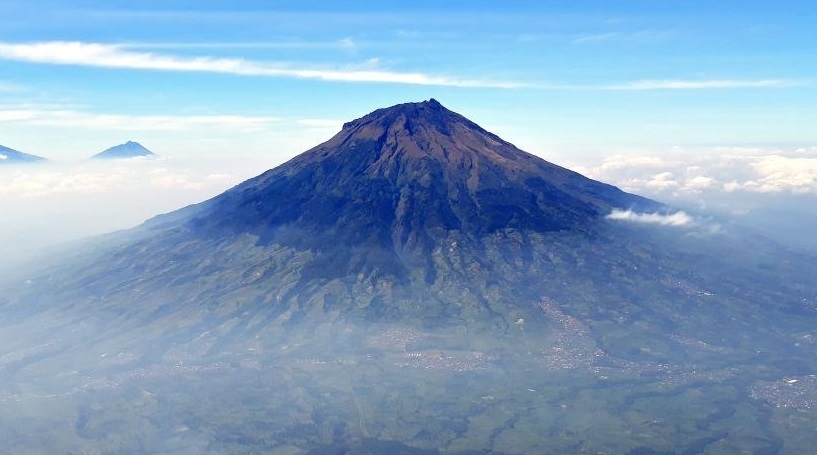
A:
[{"left": 2, "top": 100, "right": 817, "bottom": 454}]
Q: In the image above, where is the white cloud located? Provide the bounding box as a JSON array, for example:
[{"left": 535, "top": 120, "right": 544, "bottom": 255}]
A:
[
  {"left": 571, "top": 29, "right": 673, "bottom": 45},
  {"left": 1, "top": 167, "right": 119, "bottom": 197},
  {"left": 599, "top": 154, "right": 667, "bottom": 171},
  {"left": 0, "top": 41, "right": 521, "bottom": 88},
  {"left": 572, "top": 33, "right": 620, "bottom": 44},
  {"left": 604, "top": 79, "right": 798, "bottom": 90},
  {"left": 574, "top": 147, "right": 817, "bottom": 198},
  {"left": 121, "top": 40, "right": 360, "bottom": 51},
  {"left": 645, "top": 171, "right": 679, "bottom": 190},
  {"left": 684, "top": 175, "right": 715, "bottom": 191},
  {"left": 607, "top": 209, "right": 694, "bottom": 226},
  {"left": 0, "top": 160, "right": 238, "bottom": 198},
  {"left": 338, "top": 37, "right": 357, "bottom": 52},
  {"left": 296, "top": 119, "right": 344, "bottom": 128},
  {"left": 0, "top": 104, "right": 280, "bottom": 132},
  {"left": 746, "top": 155, "right": 817, "bottom": 194},
  {"left": 0, "top": 158, "right": 257, "bottom": 268},
  {"left": 0, "top": 81, "right": 24, "bottom": 92},
  {"left": 0, "top": 154, "right": 7, "bottom": 160}
]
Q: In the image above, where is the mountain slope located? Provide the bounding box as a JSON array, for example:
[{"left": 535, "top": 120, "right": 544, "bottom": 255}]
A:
[
  {"left": 2, "top": 100, "right": 817, "bottom": 454},
  {"left": 41, "top": 100, "right": 668, "bottom": 328},
  {"left": 147, "top": 99, "right": 660, "bottom": 284},
  {"left": 12, "top": 100, "right": 814, "bottom": 336},
  {"left": 0, "top": 144, "right": 47, "bottom": 163}
]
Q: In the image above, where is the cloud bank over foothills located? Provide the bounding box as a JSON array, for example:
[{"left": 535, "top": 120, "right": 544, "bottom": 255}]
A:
[
  {"left": 0, "top": 157, "right": 266, "bottom": 268},
  {"left": 572, "top": 147, "right": 817, "bottom": 199},
  {"left": 0, "top": 160, "right": 232, "bottom": 197},
  {"left": 7, "top": 145, "right": 816, "bottom": 199}
]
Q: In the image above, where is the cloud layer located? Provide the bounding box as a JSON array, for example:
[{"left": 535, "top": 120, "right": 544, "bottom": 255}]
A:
[
  {"left": 0, "top": 157, "right": 267, "bottom": 268},
  {"left": 573, "top": 147, "right": 817, "bottom": 198},
  {"left": 0, "top": 41, "right": 520, "bottom": 88}
]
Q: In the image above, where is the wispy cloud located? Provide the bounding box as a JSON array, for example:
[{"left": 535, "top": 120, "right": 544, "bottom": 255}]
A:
[
  {"left": 0, "top": 81, "right": 25, "bottom": 92},
  {"left": 120, "top": 39, "right": 358, "bottom": 51},
  {"left": 295, "top": 119, "right": 344, "bottom": 128},
  {"left": 531, "top": 79, "right": 800, "bottom": 91},
  {"left": 572, "top": 32, "right": 621, "bottom": 44},
  {"left": 571, "top": 29, "right": 674, "bottom": 45},
  {"left": 607, "top": 209, "right": 694, "bottom": 226},
  {"left": 604, "top": 79, "right": 798, "bottom": 90},
  {"left": 0, "top": 104, "right": 279, "bottom": 131},
  {"left": 0, "top": 41, "right": 521, "bottom": 88}
]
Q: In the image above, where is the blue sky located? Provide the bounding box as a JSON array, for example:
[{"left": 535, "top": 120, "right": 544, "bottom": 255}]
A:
[
  {"left": 1, "top": 0, "right": 815, "bottom": 162},
  {"left": 1, "top": 1, "right": 817, "bottom": 261}
]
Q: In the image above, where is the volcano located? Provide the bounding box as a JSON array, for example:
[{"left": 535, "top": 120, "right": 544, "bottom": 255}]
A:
[
  {"left": 43, "top": 99, "right": 668, "bottom": 328},
  {"left": 3, "top": 100, "right": 817, "bottom": 454}
]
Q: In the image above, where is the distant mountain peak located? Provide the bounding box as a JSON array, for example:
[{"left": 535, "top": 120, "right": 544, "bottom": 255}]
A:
[
  {"left": 0, "top": 144, "right": 47, "bottom": 164},
  {"left": 91, "top": 141, "right": 157, "bottom": 160}
]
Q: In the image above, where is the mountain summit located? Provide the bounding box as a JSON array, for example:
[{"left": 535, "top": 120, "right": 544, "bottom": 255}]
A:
[
  {"left": 164, "top": 100, "right": 659, "bottom": 279},
  {"left": 90, "top": 140, "right": 156, "bottom": 160}
]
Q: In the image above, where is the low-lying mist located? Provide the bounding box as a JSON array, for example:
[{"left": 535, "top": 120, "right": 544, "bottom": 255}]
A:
[{"left": 0, "top": 156, "right": 275, "bottom": 272}]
